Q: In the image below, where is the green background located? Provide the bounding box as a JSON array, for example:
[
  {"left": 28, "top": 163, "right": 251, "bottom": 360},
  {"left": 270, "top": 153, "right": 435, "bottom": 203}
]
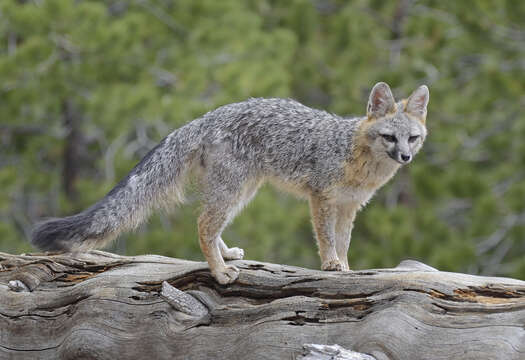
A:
[{"left": 1, "top": 0, "right": 524, "bottom": 279}]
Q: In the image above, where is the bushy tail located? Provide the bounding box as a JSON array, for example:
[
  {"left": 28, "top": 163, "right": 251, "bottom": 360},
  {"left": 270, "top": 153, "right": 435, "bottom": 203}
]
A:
[{"left": 31, "top": 123, "right": 202, "bottom": 252}]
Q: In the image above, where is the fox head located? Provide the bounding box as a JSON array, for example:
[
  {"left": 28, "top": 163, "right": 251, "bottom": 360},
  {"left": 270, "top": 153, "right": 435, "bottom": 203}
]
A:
[{"left": 363, "top": 82, "right": 429, "bottom": 165}]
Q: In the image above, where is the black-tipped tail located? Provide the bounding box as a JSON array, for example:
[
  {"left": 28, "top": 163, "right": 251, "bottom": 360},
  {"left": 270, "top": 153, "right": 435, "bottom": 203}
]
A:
[
  {"left": 31, "top": 122, "right": 201, "bottom": 252},
  {"left": 31, "top": 211, "right": 105, "bottom": 252}
]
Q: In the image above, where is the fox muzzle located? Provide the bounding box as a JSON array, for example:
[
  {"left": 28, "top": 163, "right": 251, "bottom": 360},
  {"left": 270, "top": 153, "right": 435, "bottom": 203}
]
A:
[{"left": 387, "top": 150, "right": 412, "bottom": 164}]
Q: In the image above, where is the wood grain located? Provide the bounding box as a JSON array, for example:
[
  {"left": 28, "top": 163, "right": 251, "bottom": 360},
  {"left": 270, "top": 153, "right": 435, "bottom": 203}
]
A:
[{"left": 0, "top": 252, "right": 524, "bottom": 360}]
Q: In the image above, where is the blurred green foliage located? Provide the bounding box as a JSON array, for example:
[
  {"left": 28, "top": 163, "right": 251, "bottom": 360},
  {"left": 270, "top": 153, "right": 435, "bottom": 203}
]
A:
[{"left": 1, "top": 0, "right": 524, "bottom": 279}]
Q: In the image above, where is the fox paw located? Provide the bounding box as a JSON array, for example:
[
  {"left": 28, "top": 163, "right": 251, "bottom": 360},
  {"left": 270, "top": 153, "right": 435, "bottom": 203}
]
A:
[
  {"left": 322, "top": 259, "right": 343, "bottom": 271},
  {"left": 222, "top": 247, "right": 244, "bottom": 260},
  {"left": 213, "top": 265, "right": 240, "bottom": 285}
]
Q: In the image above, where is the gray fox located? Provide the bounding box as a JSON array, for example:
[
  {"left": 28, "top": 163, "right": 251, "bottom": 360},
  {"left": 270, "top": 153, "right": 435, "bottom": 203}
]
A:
[{"left": 32, "top": 82, "right": 429, "bottom": 284}]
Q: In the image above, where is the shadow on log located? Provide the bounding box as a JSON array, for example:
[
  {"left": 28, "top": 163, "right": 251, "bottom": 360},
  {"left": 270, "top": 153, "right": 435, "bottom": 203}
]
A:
[{"left": 0, "top": 251, "right": 524, "bottom": 360}]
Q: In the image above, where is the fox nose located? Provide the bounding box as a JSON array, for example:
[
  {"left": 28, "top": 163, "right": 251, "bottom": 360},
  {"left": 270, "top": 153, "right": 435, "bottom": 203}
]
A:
[{"left": 400, "top": 154, "right": 411, "bottom": 163}]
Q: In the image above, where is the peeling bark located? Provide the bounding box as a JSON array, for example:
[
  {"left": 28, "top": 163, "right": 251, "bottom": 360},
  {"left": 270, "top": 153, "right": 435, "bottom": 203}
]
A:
[{"left": 0, "top": 251, "right": 524, "bottom": 360}]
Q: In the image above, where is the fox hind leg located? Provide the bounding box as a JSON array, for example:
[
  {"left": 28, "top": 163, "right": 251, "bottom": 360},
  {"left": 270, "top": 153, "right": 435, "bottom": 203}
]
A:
[
  {"left": 198, "top": 158, "right": 259, "bottom": 284},
  {"left": 219, "top": 238, "right": 244, "bottom": 260},
  {"left": 198, "top": 205, "right": 241, "bottom": 285},
  {"left": 218, "top": 179, "right": 261, "bottom": 261}
]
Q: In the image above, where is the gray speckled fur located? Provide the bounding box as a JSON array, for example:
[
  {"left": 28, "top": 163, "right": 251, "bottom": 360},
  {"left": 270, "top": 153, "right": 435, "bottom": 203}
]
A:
[
  {"left": 32, "top": 82, "right": 429, "bottom": 285},
  {"left": 198, "top": 98, "right": 359, "bottom": 192}
]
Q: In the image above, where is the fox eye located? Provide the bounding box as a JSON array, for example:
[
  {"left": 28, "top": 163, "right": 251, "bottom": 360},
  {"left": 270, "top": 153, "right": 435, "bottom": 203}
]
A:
[
  {"left": 408, "top": 135, "right": 420, "bottom": 143},
  {"left": 381, "top": 134, "right": 397, "bottom": 143}
]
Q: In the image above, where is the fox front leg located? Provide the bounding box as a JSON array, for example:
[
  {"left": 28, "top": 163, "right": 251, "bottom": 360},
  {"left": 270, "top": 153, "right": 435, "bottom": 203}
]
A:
[
  {"left": 309, "top": 195, "right": 342, "bottom": 271},
  {"left": 335, "top": 202, "right": 359, "bottom": 271}
]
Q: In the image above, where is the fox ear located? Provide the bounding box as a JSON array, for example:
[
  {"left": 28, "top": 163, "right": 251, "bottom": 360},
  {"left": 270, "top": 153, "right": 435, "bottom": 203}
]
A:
[
  {"left": 367, "top": 82, "right": 396, "bottom": 119},
  {"left": 405, "top": 85, "right": 429, "bottom": 120}
]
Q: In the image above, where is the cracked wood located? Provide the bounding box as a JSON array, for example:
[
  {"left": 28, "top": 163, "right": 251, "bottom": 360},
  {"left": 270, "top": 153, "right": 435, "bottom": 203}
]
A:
[{"left": 0, "top": 252, "right": 524, "bottom": 360}]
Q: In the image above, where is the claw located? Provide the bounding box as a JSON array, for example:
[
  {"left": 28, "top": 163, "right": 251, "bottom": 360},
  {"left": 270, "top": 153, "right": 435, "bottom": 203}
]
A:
[
  {"left": 213, "top": 265, "right": 240, "bottom": 285},
  {"left": 322, "top": 259, "right": 343, "bottom": 271}
]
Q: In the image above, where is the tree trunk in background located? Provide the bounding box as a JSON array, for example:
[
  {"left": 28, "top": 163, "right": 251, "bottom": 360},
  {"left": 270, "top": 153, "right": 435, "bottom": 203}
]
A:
[
  {"left": 62, "top": 98, "right": 80, "bottom": 202},
  {"left": 0, "top": 251, "right": 524, "bottom": 360}
]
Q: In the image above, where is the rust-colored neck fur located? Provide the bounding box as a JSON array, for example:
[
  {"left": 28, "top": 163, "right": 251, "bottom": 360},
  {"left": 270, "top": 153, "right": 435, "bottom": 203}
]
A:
[{"left": 343, "top": 119, "right": 400, "bottom": 190}]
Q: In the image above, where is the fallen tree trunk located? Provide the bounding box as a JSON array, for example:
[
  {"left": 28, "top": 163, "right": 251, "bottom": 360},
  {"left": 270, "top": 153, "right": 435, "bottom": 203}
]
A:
[{"left": 0, "top": 251, "right": 524, "bottom": 360}]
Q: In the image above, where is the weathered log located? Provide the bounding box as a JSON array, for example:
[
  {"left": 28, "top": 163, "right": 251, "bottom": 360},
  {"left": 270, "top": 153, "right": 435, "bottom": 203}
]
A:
[{"left": 0, "top": 251, "right": 524, "bottom": 360}]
